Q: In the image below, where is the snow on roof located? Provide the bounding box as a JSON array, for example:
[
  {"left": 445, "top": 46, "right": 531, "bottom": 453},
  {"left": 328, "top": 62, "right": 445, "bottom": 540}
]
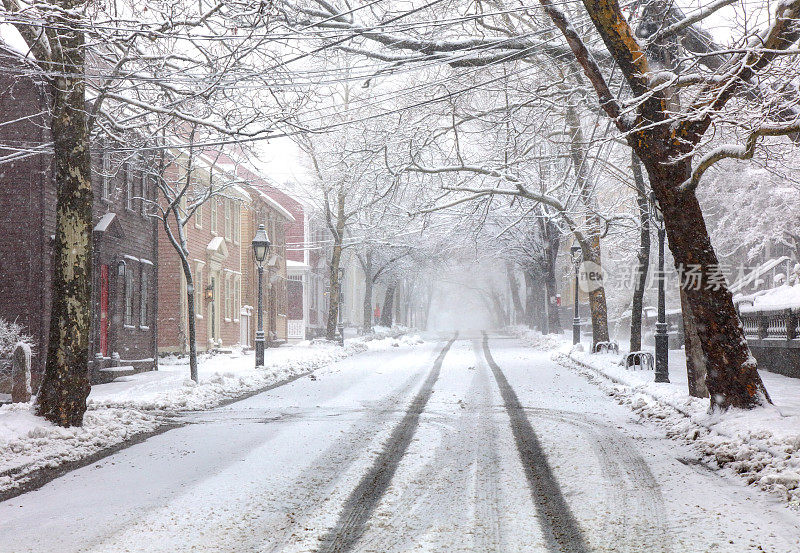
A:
[
  {"left": 207, "top": 236, "right": 226, "bottom": 252},
  {"left": 740, "top": 284, "right": 800, "bottom": 312},
  {"left": 94, "top": 213, "right": 116, "bottom": 232},
  {"left": 286, "top": 259, "right": 310, "bottom": 272},
  {"left": 256, "top": 190, "right": 295, "bottom": 222},
  {"left": 0, "top": 23, "right": 34, "bottom": 59}
]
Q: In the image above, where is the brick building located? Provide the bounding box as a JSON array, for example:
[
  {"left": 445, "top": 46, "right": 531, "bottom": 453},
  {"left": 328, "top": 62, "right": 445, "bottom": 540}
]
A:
[
  {"left": 0, "top": 44, "right": 159, "bottom": 387},
  {"left": 156, "top": 150, "right": 250, "bottom": 353},
  {"left": 235, "top": 168, "right": 294, "bottom": 346},
  {"left": 246, "top": 180, "right": 309, "bottom": 342}
]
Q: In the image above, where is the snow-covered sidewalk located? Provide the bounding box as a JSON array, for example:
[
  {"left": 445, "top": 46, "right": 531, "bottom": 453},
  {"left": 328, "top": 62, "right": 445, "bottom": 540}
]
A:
[
  {"left": 510, "top": 326, "right": 800, "bottom": 506},
  {"left": 0, "top": 329, "right": 424, "bottom": 497}
]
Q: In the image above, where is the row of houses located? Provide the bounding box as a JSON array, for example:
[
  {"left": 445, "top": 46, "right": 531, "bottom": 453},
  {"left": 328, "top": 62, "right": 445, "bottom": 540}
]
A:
[{"left": 0, "top": 43, "right": 341, "bottom": 388}]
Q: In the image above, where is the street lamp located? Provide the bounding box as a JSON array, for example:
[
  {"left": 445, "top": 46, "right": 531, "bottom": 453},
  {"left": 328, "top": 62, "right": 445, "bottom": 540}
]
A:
[
  {"left": 252, "top": 224, "right": 271, "bottom": 367},
  {"left": 570, "top": 243, "right": 582, "bottom": 345},
  {"left": 650, "top": 191, "right": 670, "bottom": 383}
]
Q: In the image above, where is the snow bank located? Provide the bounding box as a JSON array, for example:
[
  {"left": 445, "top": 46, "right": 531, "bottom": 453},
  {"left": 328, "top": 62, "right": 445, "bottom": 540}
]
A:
[
  {"left": 558, "top": 350, "right": 800, "bottom": 506},
  {"left": 0, "top": 403, "right": 161, "bottom": 495},
  {"left": 507, "top": 325, "right": 567, "bottom": 351}
]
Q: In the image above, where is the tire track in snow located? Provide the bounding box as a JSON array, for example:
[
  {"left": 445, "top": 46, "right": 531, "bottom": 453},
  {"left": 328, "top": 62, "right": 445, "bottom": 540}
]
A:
[
  {"left": 314, "top": 334, "right": 458, "bottom": 553},
  {"left": 481, "top": 332, "right": 591, "bottom": 553},
  {"left": 528, "top": 407, "right": 671, "bottom": 553},
  {"left": 354, "top": 339, "right": 506, "bottom": 553}
]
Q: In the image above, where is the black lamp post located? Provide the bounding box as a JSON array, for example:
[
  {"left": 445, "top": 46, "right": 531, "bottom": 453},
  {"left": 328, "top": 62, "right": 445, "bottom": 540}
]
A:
[
  {"left": 570, "top": 243, "right": 582, "bottom": 345},
  {"left": 252, "top": 224, "right": 271, "bottom": 367},
  {"left": 650, "top": 192, "right": 670, "bottom": 383}
]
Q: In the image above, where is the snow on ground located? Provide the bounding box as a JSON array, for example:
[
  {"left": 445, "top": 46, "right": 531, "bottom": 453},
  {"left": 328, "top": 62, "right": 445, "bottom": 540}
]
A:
[
  {"left": 88, "top": 341, "right": 366, "bottom": 412},
  {"left": 518, "top": 332, "right": 800, "bottom": 507},
  {"left": 0, "top": 404, "right": 160, "bottom": 494},
  {"left": 0, "top": 329, "right": 424, "bottom": 496}
]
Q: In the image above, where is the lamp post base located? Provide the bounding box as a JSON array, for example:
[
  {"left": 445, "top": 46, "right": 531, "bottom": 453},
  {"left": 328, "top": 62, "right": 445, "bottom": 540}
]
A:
[
  {"left": 573, "top": 317, "right": 581, "bottom": 345},
  {"left": 654, "top": 322, "right": 670, "bottom": 383},
  {"left": 255, "top": 331, "right": 265, "bottom": 368}
]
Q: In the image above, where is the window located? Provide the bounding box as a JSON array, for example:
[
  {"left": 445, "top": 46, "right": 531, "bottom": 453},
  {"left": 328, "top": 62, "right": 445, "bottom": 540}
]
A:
[
  {"left": 140, "top": 170, "right": 148, "bottom": 217},
  {"left": 101, "top": 142, "right": 111, "bottom": 200},
  {"left": 225, "top": 200, "right": 232, "bottom": 241},
  {"left": 225, "top": 275, "right": 233, "bottom": 320},
  {"left": 140, "top": 268, "right": 149, "bottom": 327},
  {"left": 234, "top": 277, "right": 240, "bottom": 321},
  {"left": 232, "top": 204, "right": 240, "bottom": 244},
  {"left": 125, "top": 265, "right": 135, "bottom": 326},
  {"left": 195, "top": 263, "right": 204, "bottom": 318},
  {"left": 210, "top": 199, "right": 218, "bottom": 234},
  {"left": 195, "top": 198, "right": 203, "bottom": 229},
  {"left": 125, "top": 162, "right": 133, "bottom": 210}
]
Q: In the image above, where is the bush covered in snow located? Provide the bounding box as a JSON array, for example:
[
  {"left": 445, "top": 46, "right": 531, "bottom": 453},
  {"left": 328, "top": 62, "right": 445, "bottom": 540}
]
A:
[{"left": 0, "top": 318, "right": 33, "bottom": 359}]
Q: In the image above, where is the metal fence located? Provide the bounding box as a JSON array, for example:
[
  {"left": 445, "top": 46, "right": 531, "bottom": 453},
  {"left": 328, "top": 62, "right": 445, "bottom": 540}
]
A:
[{"left": 740, "top": 307, "right": 800, "bottom": 341}]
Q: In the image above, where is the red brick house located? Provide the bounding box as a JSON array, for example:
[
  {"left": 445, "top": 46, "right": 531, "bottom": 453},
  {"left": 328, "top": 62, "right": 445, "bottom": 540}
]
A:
[
  {"left": 156, "top": 150, "right": 250, "bottom": 353},
  {"left": 245, "top": 180, "right": 309, "bottom": 341},
  {"left": 234, "top": 167, "right": 295, "bottom": 346},
  {"left": 0, "top": 43, "right": 159, "bottom": 387}
]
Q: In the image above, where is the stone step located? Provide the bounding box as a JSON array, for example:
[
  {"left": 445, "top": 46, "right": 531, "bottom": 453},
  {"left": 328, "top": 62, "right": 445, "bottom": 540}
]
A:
[{"left": 96, "top": 365, "right": 136, "bottom": 384}]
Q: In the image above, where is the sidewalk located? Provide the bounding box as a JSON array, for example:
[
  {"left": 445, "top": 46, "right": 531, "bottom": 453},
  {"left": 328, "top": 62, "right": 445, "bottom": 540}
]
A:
[
  {"left": 0, "top": 328, "right": 424, "bottom": 497},
  {"left": 511, "top": 326, "right": 800, "bottom": 506}
]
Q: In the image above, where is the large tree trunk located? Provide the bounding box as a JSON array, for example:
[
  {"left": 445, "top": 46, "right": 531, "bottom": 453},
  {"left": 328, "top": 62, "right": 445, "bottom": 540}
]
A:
[
  {"left": 565, "top": 102, "right": 609, "bottom": 349},
  {"left": 544, "top": 270, "right": 561, "bottom": 334},
  {"left": 325, "top": 241, "right": 343, "bottom": 341},
  {"left": 539, "top": 277, "right": 550, "bottom": 334},
  {"left": 543, "top": 218, "right": 562, "bottom": 334},
  {"left": 644, "top": 158, "right": 769, "bottom": 408},
  {"left": 361, "top": 254, "right": 373, "bottom": 334},
  {"left": 36, "top": 33, "right": 92, "bottom": 427},
  {"left": 680, "top": 285, "right": 709, "bottom": 398},
  {"left": 506, "top": 263, "right": 525, "bottom": 324},
  {"left": 630, "top": 152, "right": 651, "bottom": 352},
  {"left": 581, "top": 235, "right": 610, "bottom": 349},
  {"left": 325, "top": 194, "right": 346, "bottom": 341},
  {"left": 380, "top": 284, "right": 396, "bottom": 327},
  {"left": 523, "top": 270, "right": 537, "bottom": 328}
]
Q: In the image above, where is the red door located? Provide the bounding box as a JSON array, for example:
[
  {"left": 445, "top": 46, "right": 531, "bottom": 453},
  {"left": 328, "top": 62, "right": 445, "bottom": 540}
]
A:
[{"left": 100, "top": 265, "right": 109, "bottom": 356}]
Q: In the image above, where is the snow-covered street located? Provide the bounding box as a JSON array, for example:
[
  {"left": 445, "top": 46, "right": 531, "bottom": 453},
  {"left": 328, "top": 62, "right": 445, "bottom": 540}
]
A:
[{"left": 2, "top": 333, "right": 800, "bottom": 553}]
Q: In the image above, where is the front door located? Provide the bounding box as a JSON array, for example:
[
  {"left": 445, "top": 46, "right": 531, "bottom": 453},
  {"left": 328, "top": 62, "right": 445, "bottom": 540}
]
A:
[{"left": 100, "top": 265, "right": 109, "bottom": 356}]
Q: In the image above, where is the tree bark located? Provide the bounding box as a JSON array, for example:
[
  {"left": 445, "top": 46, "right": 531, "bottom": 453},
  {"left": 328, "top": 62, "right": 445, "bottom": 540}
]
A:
[
  {"left": 380, "top": 284, "right": 396, "bottom": 327},
  {"left": 680, "top": 287, "right": 709, "bottom": 398},
  {"left": 544, "top": 270, "right": 561, "bottom": 334},
  {"left": 325, "top": 193, "right": 346, "bottom": 341},
  {"left": 581, "top": 236, "right": 610, "bottom": 349},
  {"left": 643, "top": 157, "right": 769, "bottom": 408},
  {"left": 543, "top": 218, "right": 562, "bottom": 333},
  {"left": 523, "top": 270, "right": 537, "bottom": 328},
  {"left": 325, "top": 241, "right": 343, "bottom": 340},
  {"left": 565, "top": 102, "right": 609, "bottom": 349},
  {"left": 360, "top": 253, "right": 373, "bottom": 333},
  {"left": 36, "top": 28, "right": 93, "bottom": 427},
  {"left": 630, "top": 152, "right": 651, "bottom": 352},
  {"left": 506, "top": 263, "right": 525, "bottom": 324}
]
